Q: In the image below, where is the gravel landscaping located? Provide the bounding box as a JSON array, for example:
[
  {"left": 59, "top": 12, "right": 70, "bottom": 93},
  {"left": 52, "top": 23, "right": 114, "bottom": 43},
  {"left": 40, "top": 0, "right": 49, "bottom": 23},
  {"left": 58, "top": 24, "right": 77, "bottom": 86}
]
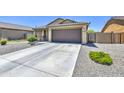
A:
[
  {"left": 73, "top": 43, "right": 124, "bottom": 77},
  {"left": 0, "top": 43, "right": 31, "bottom": 55}
]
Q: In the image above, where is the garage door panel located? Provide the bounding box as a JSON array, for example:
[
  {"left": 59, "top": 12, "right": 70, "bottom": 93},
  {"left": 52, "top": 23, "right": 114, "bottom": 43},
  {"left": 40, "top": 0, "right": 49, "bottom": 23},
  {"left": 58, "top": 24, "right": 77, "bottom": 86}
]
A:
[{"left": 52, "top": 29, "right": 81, "bottom": 43}]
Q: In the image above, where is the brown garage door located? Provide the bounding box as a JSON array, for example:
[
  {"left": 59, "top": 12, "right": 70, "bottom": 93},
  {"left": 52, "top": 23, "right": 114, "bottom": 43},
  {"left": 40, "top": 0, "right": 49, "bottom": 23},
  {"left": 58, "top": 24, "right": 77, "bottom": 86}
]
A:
[{"left": 52, "top": 29, "right": 81, "bottom": 43}]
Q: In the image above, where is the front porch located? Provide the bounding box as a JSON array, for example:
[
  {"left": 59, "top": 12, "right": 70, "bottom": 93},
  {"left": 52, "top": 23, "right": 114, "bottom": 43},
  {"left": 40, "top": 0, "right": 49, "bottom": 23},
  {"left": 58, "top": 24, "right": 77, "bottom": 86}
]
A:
[{"left": 35, "top": 28, "right": 48, "bottom": 41}]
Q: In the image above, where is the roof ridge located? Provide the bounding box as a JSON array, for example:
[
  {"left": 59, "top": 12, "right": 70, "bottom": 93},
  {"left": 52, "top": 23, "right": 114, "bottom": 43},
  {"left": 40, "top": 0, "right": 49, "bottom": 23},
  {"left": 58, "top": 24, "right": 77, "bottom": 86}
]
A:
[
  {"left": 59, "top": 18, "right": 78, "bottom": 24},
  {"left": 112, "top": 16, "right": 124, "bottom": 20},
  {"left": 47, "top": 18, "right": 64, "bottom": 25},
  {"left": 64, "top": 19, "right": 78, "bottom": 22}
]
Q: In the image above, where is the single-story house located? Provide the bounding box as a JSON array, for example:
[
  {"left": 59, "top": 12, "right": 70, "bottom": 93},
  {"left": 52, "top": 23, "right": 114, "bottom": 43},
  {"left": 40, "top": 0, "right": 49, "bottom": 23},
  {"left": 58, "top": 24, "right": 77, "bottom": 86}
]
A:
[
  {"left": 0, "top": 22, "right": 34, "bottom": 40},
  {"left": 102, "top": 16, "right": 124, "bottom": 33},
  {"left": 34, "top": 18, "right": 89, "bottom": 44}
]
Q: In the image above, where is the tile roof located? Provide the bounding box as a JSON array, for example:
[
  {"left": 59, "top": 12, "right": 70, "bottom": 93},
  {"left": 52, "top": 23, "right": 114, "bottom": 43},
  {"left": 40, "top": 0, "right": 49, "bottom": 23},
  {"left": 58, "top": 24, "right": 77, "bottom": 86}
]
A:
[
  {"left": 59, "top": 19, "right": 78, "bottom": 24},
  {"left": 47, "top": 18, "right": 64, "bottom": 25},
  {"left": 0, "top": 22, "right": 33, "bottom": 31},
  {"left": 34, "top": 18, "right": 89, "bottom": 29},
  {"left": 34, "top": 22, "right": 89, "bottom": 30},
  {"left": 112, "top": 16, "right": 124, "bottom": 20}
]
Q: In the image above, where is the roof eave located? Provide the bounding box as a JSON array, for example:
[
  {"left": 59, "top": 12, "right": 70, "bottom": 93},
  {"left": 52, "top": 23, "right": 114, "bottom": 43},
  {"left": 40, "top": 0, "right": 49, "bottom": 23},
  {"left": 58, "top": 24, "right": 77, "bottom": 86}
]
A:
[
  {"left": 48, "top": 22, "right": 89, "bottom": 27},
  {"left": 33, "top": 27, "right": 48, "bottom": 30}
]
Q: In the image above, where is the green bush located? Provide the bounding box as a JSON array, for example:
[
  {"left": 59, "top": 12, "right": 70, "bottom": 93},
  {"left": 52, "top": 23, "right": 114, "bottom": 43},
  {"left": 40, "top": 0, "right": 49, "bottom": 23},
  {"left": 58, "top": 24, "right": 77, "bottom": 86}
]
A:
[
  {"left": 27, "top": 35, "right": 37, "bottom": 42},
  {"left": 0, "top": 39, "right": 7, "bottom": 45},
  {"left": 89, "top": 51, "right": 112, "bottom": 65}
]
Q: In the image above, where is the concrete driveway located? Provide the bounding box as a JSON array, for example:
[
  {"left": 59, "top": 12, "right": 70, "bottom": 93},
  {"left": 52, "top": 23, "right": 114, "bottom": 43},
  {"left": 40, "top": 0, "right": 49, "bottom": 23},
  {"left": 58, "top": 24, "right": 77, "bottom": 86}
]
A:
[{"left": 0, "top": 43, "right": 80, "bottom": 77}]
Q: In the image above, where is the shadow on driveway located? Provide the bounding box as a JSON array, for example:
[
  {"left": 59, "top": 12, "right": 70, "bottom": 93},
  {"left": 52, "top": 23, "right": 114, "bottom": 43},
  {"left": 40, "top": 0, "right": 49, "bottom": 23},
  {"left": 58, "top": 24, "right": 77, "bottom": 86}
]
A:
[{"left": 83, "top": 43, "right": 98, "bottom": 48}]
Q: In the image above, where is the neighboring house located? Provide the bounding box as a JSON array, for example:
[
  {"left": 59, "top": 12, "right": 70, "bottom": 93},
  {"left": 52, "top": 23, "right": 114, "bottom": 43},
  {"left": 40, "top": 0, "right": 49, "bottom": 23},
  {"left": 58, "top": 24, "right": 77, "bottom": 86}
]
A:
[
  {"left": 0, "top": 22, "right": 34, "bottom": 40},
  {"left": 34, "top": 18, "right": 89, "bottom": 44},
  {"left": 102, "top": 16, "right": 124, "bottom": 33}
]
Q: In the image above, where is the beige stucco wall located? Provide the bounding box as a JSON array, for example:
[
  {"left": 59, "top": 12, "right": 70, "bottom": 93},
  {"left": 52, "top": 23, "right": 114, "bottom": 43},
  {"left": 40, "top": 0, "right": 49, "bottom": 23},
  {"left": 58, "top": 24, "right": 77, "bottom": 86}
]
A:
[
  {"left": 104, "top": 24, "right": 124, "bottom": 33},
  {"left": 35, "top": 29, "right": 49, "bottom": 41},
  {"left": 103, "top": 19, "right": 124, "bottom": 33},
  {"left": 35, "top": 24, "right": 88, "bottom": 44},
  {"left": 36, "top": 31, "right": 43, "bottom": 41},
  {"left": 82, "top": 31, "right": 87, "bottom": 44},
  {"left": 0, "top": 29, "right": 33, "bottom": 40},
  {"left": 48, "top": 24, "right": 88, "bottom": 44},
  {"left": 48, "top": 28, "right": 52, "bottom": 42},
  {"left": 81, "top": 25, "right": 87, "bottom": 44}
]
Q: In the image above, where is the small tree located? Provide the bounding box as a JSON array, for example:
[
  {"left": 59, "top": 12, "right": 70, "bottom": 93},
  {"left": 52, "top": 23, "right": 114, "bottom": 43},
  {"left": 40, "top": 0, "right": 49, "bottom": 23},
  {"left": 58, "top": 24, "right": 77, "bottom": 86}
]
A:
[
  {"left": 87, "top": 29, "right": 96, "bottom": 33},
  {"left": 27, "top": 35, "right": 37, "bottom": 43}
]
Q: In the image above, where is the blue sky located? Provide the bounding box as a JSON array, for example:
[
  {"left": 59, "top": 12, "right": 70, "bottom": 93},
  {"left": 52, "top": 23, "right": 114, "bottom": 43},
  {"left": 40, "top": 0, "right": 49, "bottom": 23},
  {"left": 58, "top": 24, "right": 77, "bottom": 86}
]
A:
[{"left": 0, "top": 16, "right": 111, "bottom": 32}]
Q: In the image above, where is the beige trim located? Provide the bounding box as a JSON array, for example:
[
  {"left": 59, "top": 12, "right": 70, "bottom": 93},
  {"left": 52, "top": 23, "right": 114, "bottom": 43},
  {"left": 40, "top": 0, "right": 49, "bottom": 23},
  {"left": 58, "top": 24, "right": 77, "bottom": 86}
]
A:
[
  {"left": 48, "top": 23, "right": 89, "bottom": 27},
  {"left": 49, "top": 24, "right": 87, "bottom": 30},
  {"left": 81, "top": 27, "right": 87, "bottom": 44},
  {"left": 48, "top": 28, "right": 52, "bottom": 42}
]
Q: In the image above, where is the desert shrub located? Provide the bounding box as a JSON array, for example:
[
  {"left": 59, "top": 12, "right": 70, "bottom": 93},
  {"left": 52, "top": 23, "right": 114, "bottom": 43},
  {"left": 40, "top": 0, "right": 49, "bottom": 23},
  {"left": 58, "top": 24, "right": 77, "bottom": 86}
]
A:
[
  {"left": 27, "top": 35, "right": 37, "bottom": 42},
  {"left": 89, "top": 51, "right": 112, "bottom": 65},
  {"left": 0, "top": 39, "right": 7, "bottom": 45}
]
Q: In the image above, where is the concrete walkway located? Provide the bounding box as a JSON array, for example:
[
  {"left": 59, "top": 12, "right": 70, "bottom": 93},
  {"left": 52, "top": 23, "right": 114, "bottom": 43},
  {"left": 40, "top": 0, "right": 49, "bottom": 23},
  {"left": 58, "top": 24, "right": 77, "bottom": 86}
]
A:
[{"left": 0, "top": 43, "right": 80, "bottom": 77}]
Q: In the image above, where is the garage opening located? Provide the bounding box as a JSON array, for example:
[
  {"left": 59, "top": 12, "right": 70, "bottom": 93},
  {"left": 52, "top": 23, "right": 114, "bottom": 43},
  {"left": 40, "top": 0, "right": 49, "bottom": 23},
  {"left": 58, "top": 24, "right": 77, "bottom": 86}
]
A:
[{"left": 52, "top": 29, "right": 81, "bottom": 43}]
